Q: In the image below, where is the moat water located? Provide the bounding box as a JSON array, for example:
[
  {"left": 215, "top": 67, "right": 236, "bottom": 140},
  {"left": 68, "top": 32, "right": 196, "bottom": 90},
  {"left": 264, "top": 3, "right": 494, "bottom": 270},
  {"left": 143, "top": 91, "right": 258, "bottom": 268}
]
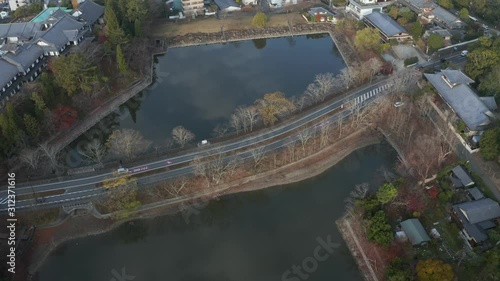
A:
[{"left": 38, "top": 144, "right": 397, "bottom": 281}]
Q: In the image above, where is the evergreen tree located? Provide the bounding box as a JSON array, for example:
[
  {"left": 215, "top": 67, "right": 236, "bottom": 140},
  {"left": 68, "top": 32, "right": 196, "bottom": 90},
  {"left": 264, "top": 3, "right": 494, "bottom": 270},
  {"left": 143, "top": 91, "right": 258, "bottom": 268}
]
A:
[
  {"left": 23, "top": 114, "right": 40, "bottom": 140},
  {"left": 134, "top": 19, "right": 142, "bottom": 37},
  {"left": 104, "top": 1, "right": 127, "bottom": 50},
  {"left": 116, "top": 45, "right": 128, "bottom": 73},
  {"left": 31, "top": 92, "right": 47, "bottom": 118}
]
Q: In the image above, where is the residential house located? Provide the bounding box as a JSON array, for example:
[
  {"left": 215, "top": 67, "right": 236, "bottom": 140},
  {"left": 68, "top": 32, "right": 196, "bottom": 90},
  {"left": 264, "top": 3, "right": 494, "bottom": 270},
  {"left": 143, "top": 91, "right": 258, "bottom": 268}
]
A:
[
  {"left": 269, "top": 0, "right": 298, "bottom": 8},
  {"left": 423, "top": 26, "right": 452, "bottom": 46},
  {"left": 8, "top": 0, "right": 28, "bottom": 11},
  {"left": 431, "top": 6, "right": 464, "bottom": 29},
  {"left": 399, "top": 0, "right": 464, "bottom": 29},
  {"left": 467, "top": 187, "right": 485, "bottom": 201},
  {"left": 424, "top": 69, "right": 497, "bottom": 133},
  {"left": 306, "top": 7, "right": 337, "bottom": 23},
  {"left": 364, "top": 12, "right": 412, "bottom": 42},
  {"left": 346, "top": 0, "right": 392, "bottom": 20},
  {"left": 400, "top": 218, "right": 431, "bottom": 245},
  {"left": 71, "top": 0, "right": 105, "bottom": 27},
  {"left": 449, "top": 165, "right": 474, "bottom": 188},
  {"left": 452, "top": 198, "right": 500, "bottom": 245},
  {"left": 183, "top": 0, "right": 206, "bottom": 15}
]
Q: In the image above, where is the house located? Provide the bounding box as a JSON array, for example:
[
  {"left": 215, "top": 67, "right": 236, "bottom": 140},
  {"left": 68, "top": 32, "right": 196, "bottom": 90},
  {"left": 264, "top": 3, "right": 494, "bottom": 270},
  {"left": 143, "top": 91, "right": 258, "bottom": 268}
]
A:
[
  {"left": 423, "top": 26, "right": 452, "bottom": 45},
  {"left": 305, "top": 7, "right": 337, "bottom": 23},
  {"left": 424, "top": 69, "right": 497, "bottom": 133},
  {"left": 467, "top": 187, "right": 485, "bottom": 201},
  {"left": 449, "top": 165, "right": 474, "bottom": 188},
  {"left": 213, "top": 0, "right": 241, "bottom": 12},
  {"left": 182, "top": 0, "right": 206, "bottom": 15},
  {"left": 71, "top": 0, "right": 105, "bottom": 27},
  {"left": 400, "top": 218, "right": 431, "bottom": 245},
  {"left": 399, "top": 0, "right": 464, "bottom": 29},
  {"left": 364, "top": 12, "right": 412, "bottom": 42},
  {"left": 346, "top": 0, "right": 392, "bottom": 20},
  {"left": 431, "top": 6, "right": 464, "bottom": 29},
  {"left": 452, "top": 198, "right": 500, "bottom": 244},
  {"left": 8, "top": 0, "right": 28, "bottom": 11},
  {"left": 269, "top": 0, "right": 298, "bottom": 8},
  {"left": 36, "top": 15, "right": 86, "bottom": 56}
]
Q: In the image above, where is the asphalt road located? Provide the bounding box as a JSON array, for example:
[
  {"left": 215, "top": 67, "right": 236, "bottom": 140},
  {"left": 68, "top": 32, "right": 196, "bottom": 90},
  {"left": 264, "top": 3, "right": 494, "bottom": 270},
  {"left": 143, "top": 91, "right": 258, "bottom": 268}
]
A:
[{"left": 0, "top": 80, "right": 393, "bottom": 211}]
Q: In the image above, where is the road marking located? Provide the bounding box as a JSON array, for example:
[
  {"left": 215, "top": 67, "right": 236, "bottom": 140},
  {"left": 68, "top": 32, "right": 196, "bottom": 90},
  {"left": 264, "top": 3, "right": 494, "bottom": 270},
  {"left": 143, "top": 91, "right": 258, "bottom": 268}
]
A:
[{"left": 0, "top": 197, "right": 7, "bottom": 205}]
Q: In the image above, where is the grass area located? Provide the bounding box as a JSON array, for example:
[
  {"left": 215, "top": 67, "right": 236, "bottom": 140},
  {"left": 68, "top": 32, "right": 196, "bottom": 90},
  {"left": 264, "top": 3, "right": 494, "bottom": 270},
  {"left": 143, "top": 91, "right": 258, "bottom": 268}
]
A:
[{"left": 152, "top": 13, "right": 305, "bottom": 37}]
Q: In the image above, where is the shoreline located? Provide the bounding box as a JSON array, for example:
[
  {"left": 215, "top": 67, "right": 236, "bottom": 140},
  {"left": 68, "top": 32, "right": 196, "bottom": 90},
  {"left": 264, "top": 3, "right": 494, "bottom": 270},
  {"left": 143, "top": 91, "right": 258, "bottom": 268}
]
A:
[{"left": 27, "top": 128, "right": 383, "bottom": 278}]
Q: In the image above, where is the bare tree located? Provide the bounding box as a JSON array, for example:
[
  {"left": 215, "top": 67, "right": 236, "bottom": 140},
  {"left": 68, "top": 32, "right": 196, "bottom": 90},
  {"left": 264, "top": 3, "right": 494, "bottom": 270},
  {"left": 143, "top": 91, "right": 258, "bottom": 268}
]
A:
[
  {"left": 251, "top": 146, "right": 267, "bottom": 169},
  {"left": 337, "top": 67, "right": 354, "bottom": 90},
  {"left": 390, "top": 69, "right": 422, "bottom": 94},
  {"left": 80, "top": 139, "right": 107, "bottom": 165},
  {"left": 19, "top": 147, "right": 41, "bottom": 170},
  {"left": 297, "top": 128, "right": 314, "bottom": 156},
  {"left": 315, "top": 73, "right": 335, "bottom": 99},
  {"left": 295, "top": 95, "right": 309, "bottom": 112},
  {"left": 286, "top": 140, "right": 296, "bottom": 163},
  {"left": 239, "top": 105, "right": 259, "bottom": 132},
  {"left": 230, "top": 113, "right": 241, "bottom": 135},
  {"left": 164, "top": 177, "right": 189, "bottom": 197},
  {"left": 192, "top": 152, "right": 238, "bottom": 186},
  {"left": 319, "top": 122, "right": 331, "bottom": 148},
  {"left": 172, "top": 126, "right": 195, "bottom": 147},
  {"left": 367, "top": 58, "right": 382, "bottom": 83},
  {"left": 335, "top": 116, "right": 345, "bottom": 139},
  {"left": 107, "top": 129, "right": 151, "bottom": 160},
  {"left": 213, "top": 123, "right": 229, "bottom": 138},
  {"left": 350, "top": 183, "right": 369, "bottom": 199},
  {"left": 39, "top": 142, "right": 61, "bottom": 170}
]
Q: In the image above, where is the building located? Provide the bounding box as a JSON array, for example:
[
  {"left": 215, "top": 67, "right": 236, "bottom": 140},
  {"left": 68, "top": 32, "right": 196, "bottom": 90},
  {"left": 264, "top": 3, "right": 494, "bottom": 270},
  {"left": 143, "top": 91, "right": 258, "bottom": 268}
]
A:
[
  {"left": 364, "top": 12, "right": 412, "bottom": 42},
  {"left": 182, "top": 0, "right": 206, "bottom": 15},
  {"left": 305, "top": 7, "right": 338, "bottom": 23},
  {"left": 452, "top": 198, "right": 500, "bottom": 245},
  {"left": 400, "top": 218, "right": 431, "bottom": 245},
  {"left": 346, "top": 0, "right": 392, "bottom": 20},
  {"left": 0, "top": 0, "right": 104, "bottom": 106},
  {"left": 449, "top": 165, "right": 474, "bottom": 188},
  {"left": 269, "top": 0, "right": 298, "bottom": 8},
  {"left": 424, "top": 69, "right": 497, "bottom": 133},
  {"left": 399, "top": 0, "right": 464, "bottom": 29},
  {"left": 423, "top": 26, "right": 452, "bottom": 45},
  {"left": 467, "top": 187, "right": 485, "bottom": 201},
  {"left": 8, "top": 0, "right": 29, "bottom": 11}
]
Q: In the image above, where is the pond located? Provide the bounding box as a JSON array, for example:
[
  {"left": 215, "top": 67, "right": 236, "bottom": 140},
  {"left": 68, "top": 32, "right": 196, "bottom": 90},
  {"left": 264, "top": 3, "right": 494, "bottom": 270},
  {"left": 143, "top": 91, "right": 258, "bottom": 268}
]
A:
[{"left": 38, "top": 144, "right": 397, "bottom": 281}]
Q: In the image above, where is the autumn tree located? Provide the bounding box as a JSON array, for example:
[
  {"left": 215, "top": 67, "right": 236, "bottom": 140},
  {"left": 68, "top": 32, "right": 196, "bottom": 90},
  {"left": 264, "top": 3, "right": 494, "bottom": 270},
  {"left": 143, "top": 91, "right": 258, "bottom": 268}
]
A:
[
  {"left": 116, "top": 44, "right": 128, "bottom": 73},
  {"left": 171, "top": 126, "right": 195, "bottom": 147},
  {"left": 255, "top": 92, "right": 296, "bottom": 126},
  {"left": 355, "top": 27, "right": 388, "bottom": 53},
  {"left": 51, "top": 53, "right": 99, "bottom": 95},
  {"left": 102, "top": 173, "right": 141, "bottom": 217},
  {"left": 252, "top": 12, "right": 268, "bottom": 27},
  {"left": 376, "top": 182, "right": 398, "bottom": 204},
  {"left": 106, "top": 129, "right": 151, "bottom": 159},
  {"left": 416, "top": 259, "right": 454, "bottom": 281}
]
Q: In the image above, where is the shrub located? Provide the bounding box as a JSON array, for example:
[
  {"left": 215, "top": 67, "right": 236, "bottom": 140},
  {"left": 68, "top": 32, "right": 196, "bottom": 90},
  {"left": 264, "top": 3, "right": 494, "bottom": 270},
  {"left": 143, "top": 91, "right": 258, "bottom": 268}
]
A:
[
  {"left": 252, "top": 12, "right": 268, "bottom": 27},
  {"left": 404, "top": 56, "right": 419, "bottom": 66}
]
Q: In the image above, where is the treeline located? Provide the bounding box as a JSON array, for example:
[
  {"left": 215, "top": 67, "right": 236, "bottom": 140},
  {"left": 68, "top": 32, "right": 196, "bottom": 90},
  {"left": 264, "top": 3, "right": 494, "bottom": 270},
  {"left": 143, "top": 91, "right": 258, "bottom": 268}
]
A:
[{"left": 438, "top": 0, "right": 500, "bottom": 25}]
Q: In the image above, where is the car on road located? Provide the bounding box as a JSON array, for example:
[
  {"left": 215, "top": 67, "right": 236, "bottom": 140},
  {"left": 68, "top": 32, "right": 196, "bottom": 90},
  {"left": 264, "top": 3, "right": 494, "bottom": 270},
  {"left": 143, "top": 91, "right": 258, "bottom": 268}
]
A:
[
  {"left": 117, "top": 167, "right": 129, "bottom": 173},
  {"left": 482, "top": 24, "right": 488, "bottom": 30},
  {"left": 461, "top": 50, "right": 468, "bottom": 57}
]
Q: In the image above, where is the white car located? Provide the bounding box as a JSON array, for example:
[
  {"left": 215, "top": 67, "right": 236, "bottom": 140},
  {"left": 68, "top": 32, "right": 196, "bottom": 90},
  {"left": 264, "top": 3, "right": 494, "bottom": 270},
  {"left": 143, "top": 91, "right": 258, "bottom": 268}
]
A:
[
  {"left": 461, "top": 50, "right": 468, "bottom": 57},
  {"left": 394, "top": 101, "right": 404, "bottom": 108}
]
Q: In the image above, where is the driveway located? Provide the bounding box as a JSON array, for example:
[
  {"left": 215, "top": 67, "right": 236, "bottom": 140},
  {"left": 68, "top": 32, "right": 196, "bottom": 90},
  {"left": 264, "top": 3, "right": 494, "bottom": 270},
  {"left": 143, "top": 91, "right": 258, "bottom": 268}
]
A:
[{"left": 391, "top": 45, "right": 428, "bottom": 63}]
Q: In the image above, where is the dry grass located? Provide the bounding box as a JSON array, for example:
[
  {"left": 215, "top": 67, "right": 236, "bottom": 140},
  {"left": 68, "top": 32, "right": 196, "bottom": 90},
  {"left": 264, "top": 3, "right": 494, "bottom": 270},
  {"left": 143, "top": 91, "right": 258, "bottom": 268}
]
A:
[{"left": 152, "top": 13, "right": 305, "bottom": 37}]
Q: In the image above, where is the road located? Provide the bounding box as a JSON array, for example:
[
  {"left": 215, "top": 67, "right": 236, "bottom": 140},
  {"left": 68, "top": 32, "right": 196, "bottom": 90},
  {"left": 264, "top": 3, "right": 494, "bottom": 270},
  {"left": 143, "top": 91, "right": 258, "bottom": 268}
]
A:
[{"left": 0, "top": 81, "right": 393, "bottom": 211}]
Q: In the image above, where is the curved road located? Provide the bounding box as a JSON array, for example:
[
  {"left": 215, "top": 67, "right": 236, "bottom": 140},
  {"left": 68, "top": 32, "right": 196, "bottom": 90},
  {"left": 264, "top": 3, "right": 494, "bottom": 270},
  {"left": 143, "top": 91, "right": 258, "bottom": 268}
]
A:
[{"left": 0, "top": 79, "right": 392, "bottom": 211}]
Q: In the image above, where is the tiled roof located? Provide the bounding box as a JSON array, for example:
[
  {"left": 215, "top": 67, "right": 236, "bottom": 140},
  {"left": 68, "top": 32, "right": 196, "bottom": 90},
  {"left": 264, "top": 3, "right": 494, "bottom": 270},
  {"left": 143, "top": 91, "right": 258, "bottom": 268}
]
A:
[
  {"left": 365, "top": 12, "right": 407, "bottom": 37},
  {"left": 75, "top": 0, "right": 104, "bottom": 24},
  {"left": 456, "top": 198, "right": 500, "bottom": 224},
  {"left": 401, "top": 218, "right": 431, "bottom": 245},
  {"left": 0, "top": 59, "right": 18, "bottom": 89},
  {"left": 0, "top": 22, "right": 42, "bottom": 40}
]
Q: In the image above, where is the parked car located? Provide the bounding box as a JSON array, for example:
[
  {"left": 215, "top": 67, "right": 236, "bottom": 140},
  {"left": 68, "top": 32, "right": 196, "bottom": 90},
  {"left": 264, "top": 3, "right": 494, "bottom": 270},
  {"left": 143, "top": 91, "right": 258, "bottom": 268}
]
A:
[
  {"left": 461, "top": 50, "right": 468, "bottom": 56},
  {"left": 394, "top": 101, "right": 404, "bottom": 107}
]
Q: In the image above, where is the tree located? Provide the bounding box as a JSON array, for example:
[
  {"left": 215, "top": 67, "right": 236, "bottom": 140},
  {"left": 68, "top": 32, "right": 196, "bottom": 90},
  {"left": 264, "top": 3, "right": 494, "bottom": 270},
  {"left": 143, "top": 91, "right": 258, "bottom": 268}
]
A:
[
  {"left": 480, "top": 128, "right": 500, "bottom": 160},
  {"left": 39, "top": 142, "right": 61, "bottom": 170},
  {"left": 386, "top": 258, "right": 412, "bottom": 281},
  {"left": 19, "top": 147, "right": 41, "bottom": 170},
  {"left": 51, "top": 53, "right": 99, "bottom": 95},
  {"left": 116, "top": 45, "right": 128, "bottom": 73},
  {"left": 438, "top": 0, "right": 453, "bottom": 8},
  {"left": 478, "top": 66, "right": 500, "bottom": 96},
  {"left": 367, "top": 210, "right": 393, "bottom": 246},
  {"left": 416, "top": 259, "right": 455, "bottom": 281},
  {"left": 192, "top": 152, "right": 238, "bottom": 186},
  {"left": 134, "top": 19, "right": 142, "bottom": 37},
  {"left": 252, "top": 12, "right": 268, "bottom": 27},
  {"left": 106, "top": 129, "right": 151, "bottom": 159},
  {"left": 104, "top": 3, "right": 128, "bottom": 49},
  {"left": 465, "top": 49, "right": 500, "bottom": 79},
  {"left": 81, "top": 139, "right": 107, "bottom": 165},
  {"left": 125, "top": 0, "right": 148, "bottom": 22},
  {"left": 31, "top": 92, "right": 47, "bottom": 118},
  {"left": 251, "top": 146, "right": 267, "bottom": 169},
  {"left": 102, "top": 174, "right": 141, "bottom": 216},
  {"left": 305, "top": 73, "right": 335, "bottom": 102},
  {"left": 427, "top": 34, "right": 444, "bottom": 52},
  {"left": 388, "top": 6, "right": 399, "bottom": 19},
  {"left": 355, "top": 27, "right": 388, "bottom": 53},
  {"left": 367, "top": 58, "right": 382, "bottom": 82},
  {"left": 376, "top": 182, "right": 398, "bottom": 204},
  {"left": 171, "top": 126, "right": 195, "bottom": 147},
  {"left": 255, "top": 92, "right": 296, "bottom": 126},
  {"left": 23, "top": 114, "right": 40, "bottom": 140},
  {"left": 458, "top": 8, "right": 469, "bottom": 21},
  {"left": 410, "top": 20, "right": 423, "bottom": 40},
  {"left": 398, "top": 7, "right": 416, "bottom": 22},
  {"left": 455, "top": 0, "right": 469, "bottom": 8}
]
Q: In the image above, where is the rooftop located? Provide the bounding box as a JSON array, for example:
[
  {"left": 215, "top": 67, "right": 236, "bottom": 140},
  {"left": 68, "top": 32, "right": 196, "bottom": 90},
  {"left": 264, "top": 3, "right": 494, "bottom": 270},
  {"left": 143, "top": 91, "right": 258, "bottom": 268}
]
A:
[
  {"left": 213, "top": 0, "right": 240, "bottom": 10},
  {"left": 455, "top": 198, "right": 500, "bottom": 224},
  {"left": 38, "top": 15, "right": 84, "bottom": 51},
  {"left": 451, "top": 165, "right": 474, "bottom": 187},
  {"left": 73, "top": 0, "right": 104, "bottom": 24},
  {"left": 432, "top": 6, "right": 463, "bottom": 28},
  {"left": 0, "top": 59, "right": 18, "bottom": 88},
  {"left": 0, "top": 22, "right": 42, "bottom": 41},
  {"left": 425, "top": 70, "right": 495, "bottom": 131},
  {"left": 30, "top": 7, "right": 72, "bottom": 23},
  {"left": 400, "top": 218, "right": 431, "bottom": 245},
  {"left": 365, "top": 12, "right": 407, "bottom": 37}
]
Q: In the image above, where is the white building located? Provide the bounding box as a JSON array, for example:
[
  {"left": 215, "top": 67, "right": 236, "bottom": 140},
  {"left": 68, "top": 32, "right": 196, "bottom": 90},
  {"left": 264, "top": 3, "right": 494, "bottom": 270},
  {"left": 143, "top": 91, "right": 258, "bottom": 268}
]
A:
[
  {"left": 269, "top": 0, "right": 298, "bottom": 8},
  {"left": 346, "top": 0, "right": 392, "bottom": 19},
  {"left": 9, "top": 0, "right": 29, "bottom": 11}
]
